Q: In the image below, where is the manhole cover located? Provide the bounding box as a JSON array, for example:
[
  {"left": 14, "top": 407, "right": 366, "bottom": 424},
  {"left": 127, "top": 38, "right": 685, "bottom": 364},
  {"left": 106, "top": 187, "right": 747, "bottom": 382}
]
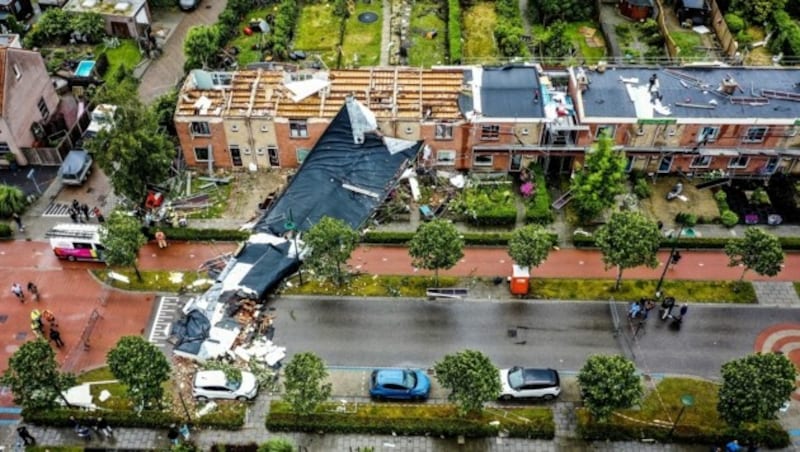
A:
[
  {"left": 0, "top": 315, "right": 7, "bottom": 324},
  {"left": 358, "top": 11, "right": 379, "bottom": 23}
]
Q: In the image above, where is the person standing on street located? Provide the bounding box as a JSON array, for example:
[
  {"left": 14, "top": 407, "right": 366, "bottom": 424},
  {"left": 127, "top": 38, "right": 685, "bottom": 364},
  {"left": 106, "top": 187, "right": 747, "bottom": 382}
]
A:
[
  {"left": 93, "top": 206, "right": 105, "bottom": 223},
  {"left": 12, "top": 212, "right": 24, "bottom": 232},
  {"left": 95, "top": 417, "right": 113, "bottom": 438},
  {"left": 49, "top": 328, "right": 65, "bottom": 348},
  {"left": 80, "top": 203, "right": 90, "bottom": 222},
  {"left": 68, "top": 206, "right": 79, "bottom": 223},
  {"left": 17, "top": 425, "right": 35, "bottom": 445},
  {"left": 27, "top": 282, "right": 40, "bottom": 302},
  {"left": 155, "top": 230, "right": 168, "bottom": 249},
  {"left": 11, "top": 282, "right": 24, "bottom": 302}
]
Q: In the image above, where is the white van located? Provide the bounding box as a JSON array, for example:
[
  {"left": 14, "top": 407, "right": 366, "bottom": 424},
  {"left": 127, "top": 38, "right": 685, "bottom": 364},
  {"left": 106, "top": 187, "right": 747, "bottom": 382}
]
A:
[{"left": 48, "top": 224, "right": 105, "bottom": 262}]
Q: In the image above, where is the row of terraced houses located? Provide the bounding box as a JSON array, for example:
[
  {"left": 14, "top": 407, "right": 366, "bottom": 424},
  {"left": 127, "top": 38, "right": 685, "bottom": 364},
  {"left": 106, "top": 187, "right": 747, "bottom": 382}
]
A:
[{"left": 173, "top": 63, "right": 800, "bottom": 179}]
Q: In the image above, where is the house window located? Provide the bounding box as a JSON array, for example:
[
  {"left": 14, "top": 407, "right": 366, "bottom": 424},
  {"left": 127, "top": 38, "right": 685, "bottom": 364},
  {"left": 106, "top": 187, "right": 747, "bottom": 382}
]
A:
[
  {"left": 190, "top": 122, "right": 211, "bottom": 136},
  {"left": 436, "top": 150, "right": 456, "bottom": 166},
  {"left": 12, "top": 64, "right": 21, "bottom": 80},
  {"left": 296, "top": 148, "right": 310, "bottom": 163},
  {"left": 194, "top": 147, "right": 210, "bottom": 162},
  {"left": 698, "top": 126, "right": 719, "bottom": 143},
  {"left": 595, "top": 125, "right": 615, "bottom": 139},
  {"left": 743, "top": 126, "right": 767, "bottom": 143},
  {"left": 290, "top": 120, "right": 309, "bottom": 138},
  {"left": 267, "top": 146, "right": 280, "bottom": 166},
  {"left": 657, "top": 155, "right": 673, "bottom": 173},
  {"left": 435, "top": 123, "right": 453, "bottom": 140},
  {"left": 624, "top": 156, "right": 634, "bottom": 173},
  {"left": 0, "top": 142, "right": 9, "bottom": 154},
  {"left": 690, "top": 155, "right": 712, "bottom": 168},
  {"left": 728, "top": 155, "right": 749, "bottom": 168},
  {"left": 480, "top": 125, "right": 499, "bottom": 140},
  {"left": 229, "top": 145, "right": 242, "bottom": 167},
  {"left": 37, "top": 98, "right": 50, "bottom": 120},
  {"left": 474, "top": 154, "right": 493, "bottom": 167}
]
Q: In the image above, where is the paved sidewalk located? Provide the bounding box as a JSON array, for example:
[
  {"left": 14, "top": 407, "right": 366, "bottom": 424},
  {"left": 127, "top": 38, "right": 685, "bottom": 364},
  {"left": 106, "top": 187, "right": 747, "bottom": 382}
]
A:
[{"left": 752, "top": 281, "right": 800, "bottom": 306}]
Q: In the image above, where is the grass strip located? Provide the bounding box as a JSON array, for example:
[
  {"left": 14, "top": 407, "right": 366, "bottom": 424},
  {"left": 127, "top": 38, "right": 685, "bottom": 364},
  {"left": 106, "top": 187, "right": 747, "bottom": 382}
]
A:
[
  {"left": 531, "top": 278, "right": 755, "bottom": 303},
  {"left": 93, "top": 269, "right": 213, "bottom": 293}
]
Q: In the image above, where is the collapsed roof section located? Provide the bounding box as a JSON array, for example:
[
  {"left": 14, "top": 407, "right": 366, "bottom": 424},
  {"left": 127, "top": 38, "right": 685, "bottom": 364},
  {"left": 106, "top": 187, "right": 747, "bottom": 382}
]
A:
[{"left": 254, "top": 96, "right": 423, "bottom": 237}]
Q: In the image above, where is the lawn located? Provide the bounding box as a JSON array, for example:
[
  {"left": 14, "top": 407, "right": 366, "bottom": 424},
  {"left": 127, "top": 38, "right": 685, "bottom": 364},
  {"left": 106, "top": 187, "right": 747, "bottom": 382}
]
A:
[
  {"left": 96, "top": 39, "right": 141, "bottom": 83},
  {"left": 744, "top": 26, "right": 773, "bottom": 65},
  {"left": 340, "top": 2, "right": 383, "bottom": 67},
  {"left": 94, "top": 269, "right": 213, "bottom": 292},
  {"left": 227, "top": 7, "right": 274, "bottom": 66},
  {"left": 183, "top": 175, "right": 234, "bottom": 219},
  {"left": 294, "top": 3, "right": 342, "bottom": 68},
  {"left": 407, "top": 0, "right": 448, "bottom": 67},
  {"left": 283, "top": 274, "right": 460, "bottom": 297},
  {"left": 564, "top": 22, "right": 606, "bottom": 64},
  {"left": 530, "top": 278, "right": 756, "bottom": 303},
  {"left": 462, "top": 2, "right": 498, "bottom": 62},
  {"left": 670, "top": 30, "right": 704, "bottom": 60}
]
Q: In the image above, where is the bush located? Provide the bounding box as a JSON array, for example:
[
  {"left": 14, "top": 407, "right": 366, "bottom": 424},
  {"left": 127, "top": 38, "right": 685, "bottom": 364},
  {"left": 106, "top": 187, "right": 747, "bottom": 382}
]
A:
[
  {"left": 0, "top": 223, "right": 11, "bottom": 238},
  {"left": 22, "top": 407, "right": 244, "bottom": 429},
  {"left": 675, "top": 212, "right": 697, "bottom": 227},
  {"left": 714, "top": 190, "right": 727, "bottom": 202},
  {"left": 143, "top": 227, "right": 250, "bottom": 242},
  {"left": 363, "top": 230, "right": 558, "bottom": 246},
  {"left": 525, "top": 165, "right": 554, "bottom": 224},
  {"left": 769, "top": 11, "right": 800, "bottom": 59},
  {"left": 258, "top": 437, "right": 295, "bottom": 452},
  {"left": 724, "top": 13, "right": 745, "bottom": 34},
  {"left": 720, "top": 210, "right": 739, "bottom": 227},
  {"left": 448, "top": 0, "right": 462, "bottom": 63},
  {"left": 574, "top": 234, "right": 800, "bottom": 250},
  {"left": 633, "top": 177, "right": 652, "bottom": 199}
]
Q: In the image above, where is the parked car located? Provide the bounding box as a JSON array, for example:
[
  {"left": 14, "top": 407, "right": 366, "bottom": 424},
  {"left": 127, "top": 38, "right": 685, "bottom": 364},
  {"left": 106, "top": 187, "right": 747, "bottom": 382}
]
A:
[
  {"left": 192, "top": 370, "right": 258, "bottom": 401},
  {"left": 179, "top": 0, "right": 201, "bottom": 11},
  {"left": 369, "top": 368, "right": 430, "bottom": 400},
  {"left": 59, "top": 149, "right": 93, "bottom": 186},
  {"left": 83, "top": 104, "right": 117, "bottom": 139},
  {"left": 498, "top": 367, "right": 561, "bottom": 401}
]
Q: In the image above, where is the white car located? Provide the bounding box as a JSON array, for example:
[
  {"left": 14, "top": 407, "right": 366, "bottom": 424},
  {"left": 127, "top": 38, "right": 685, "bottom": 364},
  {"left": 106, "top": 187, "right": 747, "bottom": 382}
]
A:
[
  {"left": 498, "top": 367, "right": 561, "bottom": 401},
  {"left": 83, "top": 104, "right": 117, "bottom": 139},
  {"left": 192, "top": 370, "right": 258, "bottom": 401}
]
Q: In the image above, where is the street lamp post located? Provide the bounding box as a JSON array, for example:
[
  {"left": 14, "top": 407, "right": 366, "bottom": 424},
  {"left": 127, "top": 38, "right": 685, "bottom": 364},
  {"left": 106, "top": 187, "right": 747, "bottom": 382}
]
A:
[
  {"left": 178, "top": 383, "right": 192, "bottom": 423},
  {"left": 667, "top": 394, "right": 694, "bottom": 439},
  {"left": 655, "top": 223, "right": 684, "bottom": 297}
]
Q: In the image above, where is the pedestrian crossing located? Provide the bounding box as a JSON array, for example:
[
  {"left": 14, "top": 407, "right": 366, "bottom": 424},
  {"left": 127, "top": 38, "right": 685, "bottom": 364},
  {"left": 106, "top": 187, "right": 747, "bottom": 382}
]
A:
[
  {"left": 147, "top": 296, "right": 185, "bottom": 350},
  {"left": 42, "top": 202, "right": 72, "bottom": 217}
]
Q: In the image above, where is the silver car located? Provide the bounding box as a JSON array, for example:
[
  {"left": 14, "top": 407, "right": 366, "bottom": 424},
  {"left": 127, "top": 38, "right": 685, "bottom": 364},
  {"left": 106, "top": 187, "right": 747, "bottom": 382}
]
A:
[{"left": 192, "top": 370, "right": 258, "bottom": 401}]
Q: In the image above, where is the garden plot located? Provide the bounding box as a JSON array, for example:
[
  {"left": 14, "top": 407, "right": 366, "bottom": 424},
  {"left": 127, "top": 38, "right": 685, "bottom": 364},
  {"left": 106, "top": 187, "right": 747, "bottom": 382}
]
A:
[
  {"left": 294, "top": 3, "right": 342, "bottom": 68},
  {"left": 638, "top": 177, "right": 719, "bottom": 227},
  {"left": 462, "top": 1, "right": 498, "bottom": 62},
  {"left": 407, "top": 0, "right": 447, "bottom": 67},
  {"left": 340, "top": 2, "right": 383, "bottom": 67},
  {"left": 227, "top": 7, "right": 274, "bottom": 66}
]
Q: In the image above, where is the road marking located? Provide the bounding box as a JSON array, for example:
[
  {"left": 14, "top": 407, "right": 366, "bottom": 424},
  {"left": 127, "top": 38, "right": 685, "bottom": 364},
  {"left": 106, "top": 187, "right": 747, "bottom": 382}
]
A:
[{"left": 147, "top": 296, "right": 183, "bottom": 349}]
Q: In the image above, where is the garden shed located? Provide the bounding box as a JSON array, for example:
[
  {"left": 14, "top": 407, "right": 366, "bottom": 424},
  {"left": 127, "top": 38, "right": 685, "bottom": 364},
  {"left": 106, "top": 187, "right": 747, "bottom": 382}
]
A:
[
  {"left": 675, "top": 0, "right": 710, "bottom": 26},
  {"left": 63, "top": 0, "right": 151, "bottom": 38},
  {"left": 618, "top": 0, "right": 655, "bottom": 21}
]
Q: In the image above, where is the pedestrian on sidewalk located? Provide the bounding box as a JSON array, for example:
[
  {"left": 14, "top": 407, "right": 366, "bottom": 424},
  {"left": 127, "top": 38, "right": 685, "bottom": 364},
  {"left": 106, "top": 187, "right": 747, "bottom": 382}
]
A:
[
  {"left": 42, "top": 309, "right": 57, "bottom": 328},
  {"left": 11, "top": 282, "right": 24, "bottom": 302},
  {"left": 50, "top": 327, "right": 65, "bottom": 348},
  {"left": 94, "top": 416, "right": 113, "bottom": 438},
  {"left": 80, "top": 203, "right": 90, "bottom": 222},
  {"left": 156, "top": 229, "right": 168, "bottom": 249},
  {"left": 93, "top": 206, "right": 105, "bottom": 223},
  {"left": 68, "top": 206, "right": 79, "bottom": 223},
  {"left": 167, "top": 424, "right": 180, "bottom": 445},
  {"left": 16, "top": 425, "right": 35, "bottom": 445},
  {"left": 726, "top": 439, "right": 742, "bottom": 452},
  {"left": 12, "top": 212, "right": 24, "bottom": 232},
  {"left": 27, "top": 281, "right": 40, "bottom": 302}
]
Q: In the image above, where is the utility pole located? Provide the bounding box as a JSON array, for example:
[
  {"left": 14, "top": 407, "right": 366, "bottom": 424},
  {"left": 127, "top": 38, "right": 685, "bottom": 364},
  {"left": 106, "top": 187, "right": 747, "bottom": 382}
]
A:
[{"left": 655, "top": 223, "right": 684, "bottom": 297}]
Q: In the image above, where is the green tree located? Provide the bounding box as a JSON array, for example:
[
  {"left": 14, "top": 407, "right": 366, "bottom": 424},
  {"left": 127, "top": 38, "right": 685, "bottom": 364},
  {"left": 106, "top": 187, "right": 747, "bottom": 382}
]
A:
[
  {"left": 107, "top": 336, "right": 171, "bottom": 410},
  {"left": 258, "top": 437, "right": 296, "bottom": 452},
  {"left": 408, "top": 219, "right": 464, "bottom": 286},
  {"left": 595, "top": 211, "right": 661, "bottom": 290},
  {"left": 282, "top": 352, "right": 332, "bottom": 416},
  {"left": 70, "top": 12, "right": 106, "bottom": 43},
  {"left": 85, "top": 101, "right": 174, "bottom": 203},
  {"left": 152, "top": 89, "right": 179, "bottom": 137},
  {"left": 508, "top": 224, "right": 553, "bottom": 270},
  {"left": 577, "top": 354, "right": 643, "bottom": 421},
  {"left": 570, "top": 134, "right": 628, "bottom": 223},
  {"left": 527, "top": 0, "right": 594, "bottom": 26},
  {"left": 24, "top": 8, "right": 71, "bottom": 47},
  {"left": 434, "top": 350, "right": 501, "bottom": 415},
  {"left": 332, "top": 0, "right": 350, "bottom": 18},
  {"left": 184, "top": 25, "right": 222, "bottom": 70},
  {"left": 718, "top": 352, "right": 796, "bottom": 426},
  {"left": 99, "top": 210, "right": 147, "bottom": 281},
  {"left": 725, "top": 227, "right": 785, "bottom": 284},
  {"left": 302, "top": 216, "right": 360, "bottom": 287},
  {"left": 543, "top": 21, "right": 572, "bottom": 59},
  {"left": 0, "top": 184, "right": 26, "bottom": 217},
  {"left": 730, "top": 0, "right": 785, "bottom": 24},
  {"left": 1, "top": 339, "right": 76, "bottom": 411}
]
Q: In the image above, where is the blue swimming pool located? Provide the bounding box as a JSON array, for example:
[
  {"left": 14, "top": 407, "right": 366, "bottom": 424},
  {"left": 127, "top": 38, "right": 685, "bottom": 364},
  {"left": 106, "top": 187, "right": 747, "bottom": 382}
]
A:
[{"left": 75, "top": 60, "right": 96, "bottom": 78}]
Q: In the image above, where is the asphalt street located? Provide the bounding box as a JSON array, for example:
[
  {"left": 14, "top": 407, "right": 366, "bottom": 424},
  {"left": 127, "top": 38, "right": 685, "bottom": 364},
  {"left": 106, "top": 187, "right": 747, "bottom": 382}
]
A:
[{"left": 269, "top": 296, "right": 799, "bottom": 379}]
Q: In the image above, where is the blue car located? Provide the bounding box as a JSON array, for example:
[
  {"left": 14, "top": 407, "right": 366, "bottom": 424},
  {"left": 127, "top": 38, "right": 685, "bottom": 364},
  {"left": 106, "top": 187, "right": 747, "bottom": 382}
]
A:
[{"left": 369, "top": 368, "right": 431, "bottom": 400}]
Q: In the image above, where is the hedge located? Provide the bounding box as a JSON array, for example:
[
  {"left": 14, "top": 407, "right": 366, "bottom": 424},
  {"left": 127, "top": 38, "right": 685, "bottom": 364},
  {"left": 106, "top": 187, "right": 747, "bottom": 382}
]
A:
[
  {"left": 266, "top": 402, "right": 554, "bottom": 439},
  {"left": 22, "top": 407, "right": 244, "bottom": 430},
  {"left": 143, "top": 227, "right": 250, "bottom": 242},
  {"left": 573, "top": 234, "right": 800, "bottom": 250},
  {"left": 363, "top": 230, "right": 558, "bottom": 246},
  {"left": 0, "top": 223, "right": 11, "bottom": 238},
  {"left": 576, "top": 409, "right": 789, "bottom": 448},
  {"left": 525, "top": 164, "right": 554, "bottom": 224},
  {"left": 770, "top": 11, "right": 800, "bottom": 60},
  {"left": 447, "top": 0, "right": 462, "bottom": 63}
]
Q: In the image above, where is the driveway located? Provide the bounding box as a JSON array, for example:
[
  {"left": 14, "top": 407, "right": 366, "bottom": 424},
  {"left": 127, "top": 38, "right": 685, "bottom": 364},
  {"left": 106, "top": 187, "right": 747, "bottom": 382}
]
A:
[{"left": 138, "top": 2, "right": 228, "bottom": 104}]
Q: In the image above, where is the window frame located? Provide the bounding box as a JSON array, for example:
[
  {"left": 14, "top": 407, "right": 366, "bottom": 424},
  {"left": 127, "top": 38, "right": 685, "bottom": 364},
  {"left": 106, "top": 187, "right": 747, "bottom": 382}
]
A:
[
  {"left": 698, "top": 126, "right": 720, "bottom": 143},
  {"left": 193, "top": 146, "right": 210, "bottom": 162},
  {"left": 473, "top": 154, "right": 493, "bottom": 167},
  {"left": 296, "top": 148, "right": 310, "bottom": 164},
  {"left": 435, "top": 123, "right": 453, "bottom": 140},
  {"left": 190, "top": 121, "right": 211, "bottom": 137},
  {"left": 37, "top": 97, "right": 50, "bottom": 120},
  {"left": 742, "top": 126, "right": 768, "bottom": 143},
  {"left": 690, "top": 155, "right": 712, "bottom": 168},
  {"left": 435, "top": 150, "right": 456, "bottom": 166},
  {"left": 728, "top": 155, "right": 750, "bottom": 168},
  {"left": 480, "top": 125, "right": 500, "bottom": 141},
  {"left": 595, "top": 125, "right": 616, "bottom": 139},
  {"left": 289, "top": 119, "right": 309, "bottom": 138}
]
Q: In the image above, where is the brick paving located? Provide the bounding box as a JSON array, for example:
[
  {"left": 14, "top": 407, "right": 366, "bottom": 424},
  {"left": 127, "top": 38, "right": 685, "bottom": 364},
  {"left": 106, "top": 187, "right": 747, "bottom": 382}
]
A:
[{"left": 752, "top": 281, "right": 800, "bottom": 306}]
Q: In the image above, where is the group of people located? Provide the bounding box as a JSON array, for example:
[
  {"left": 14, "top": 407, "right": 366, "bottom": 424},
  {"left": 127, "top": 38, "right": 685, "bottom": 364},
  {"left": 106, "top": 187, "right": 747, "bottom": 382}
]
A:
[
  {"left": 30, "top": 308, "right": 63, "bottom": 347},
  {"left": 68, "top": 199, "right": 105, "bottom": 224},
  {"left": 69, "top": 415, "right": 114, "bottom": 440},
  {"left": 11, "top": 281, "right": 39, "bottom": 303}
]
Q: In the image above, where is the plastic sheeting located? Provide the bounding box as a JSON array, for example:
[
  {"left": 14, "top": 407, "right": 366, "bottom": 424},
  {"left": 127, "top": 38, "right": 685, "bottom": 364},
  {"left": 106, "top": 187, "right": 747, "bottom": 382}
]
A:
[{"left": 171, "top": 309, "right": 211, "bottom": 356}]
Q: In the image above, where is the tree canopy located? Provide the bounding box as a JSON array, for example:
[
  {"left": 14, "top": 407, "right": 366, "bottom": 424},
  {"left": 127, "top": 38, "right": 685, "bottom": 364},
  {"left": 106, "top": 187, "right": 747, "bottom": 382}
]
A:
[
  {"left": 508, "top": 224, "right": 553, "bottom": 270},
  {"left": 730, "top": 0, "right": 785, "bottom": 24},
  {"left": 302, "top": 216, "right": 360, "bottom": 287},
  {"left": 99, "top": 210, "right": 147, "bottom": 280},
  {"left": 527, "top": 0, "right": 594, "bottom": 27},
  {"left": 577, "top": 354, "right": 642, "bottom": 421},
  {"left": 408, "top": 219, "right": 464, "bottom": 285},
  {"left": 282, "top": 352, "right": 332, "bottom": 416},
  {"left": 107, "top": 336, "right": 171, "bottom": 410},
  {"left": 1, "top": 339, "right": 76, "bottom": 411},
  {"left": 570, "top": 134, "right": 628, "bottom": 223},
  {"left": 433, "top": 349, "right": 501, "bottom": 415},
  {"left": 595, "top": 211, "right": 661, "bottom": 290},
  {"left": 0, "top": 184, "right": 26, "bottom": 217},
  {"left": 718, "top": 352, "right": 796, "bottom": 426},
  {"left": 725, "top": 227, "right": 784, "bottom": 283},
  {"left": 184, "top": 25, "right": 222, "bottom": 71}
]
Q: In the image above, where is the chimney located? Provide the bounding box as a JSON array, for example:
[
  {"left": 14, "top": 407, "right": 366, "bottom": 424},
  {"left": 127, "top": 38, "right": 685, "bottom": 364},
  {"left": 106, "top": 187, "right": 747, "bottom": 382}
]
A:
[{"left": 720, "top": 76, "right": 738, "bottom": 95}]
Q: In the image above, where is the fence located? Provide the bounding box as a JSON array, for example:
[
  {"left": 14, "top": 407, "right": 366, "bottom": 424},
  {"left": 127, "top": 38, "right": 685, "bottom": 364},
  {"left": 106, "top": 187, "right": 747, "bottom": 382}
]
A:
[{"left": 708, "top": 0, "right": 738, "bottom": 57}]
